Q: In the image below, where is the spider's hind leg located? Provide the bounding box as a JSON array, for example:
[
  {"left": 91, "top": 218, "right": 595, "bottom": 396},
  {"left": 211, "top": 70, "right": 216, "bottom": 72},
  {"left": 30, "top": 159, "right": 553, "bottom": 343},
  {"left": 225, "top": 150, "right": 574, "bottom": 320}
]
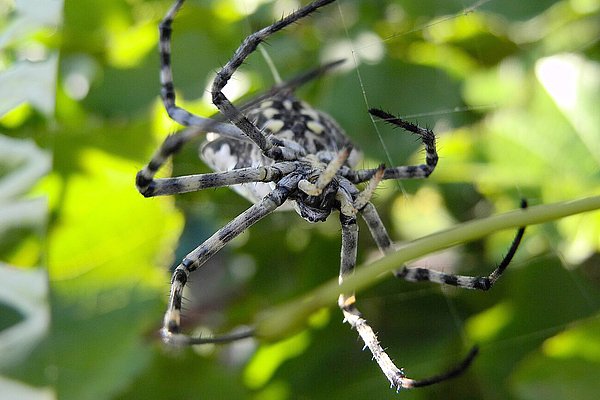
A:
[
  {"left": 396, "top": 200, "right": 527, "bottom": 291},
  {"left": 336, "top": 172, "right": 408, "bottom": 388},
  {"left": 354, "top": 197, "right": 480, "bottom": 388}
]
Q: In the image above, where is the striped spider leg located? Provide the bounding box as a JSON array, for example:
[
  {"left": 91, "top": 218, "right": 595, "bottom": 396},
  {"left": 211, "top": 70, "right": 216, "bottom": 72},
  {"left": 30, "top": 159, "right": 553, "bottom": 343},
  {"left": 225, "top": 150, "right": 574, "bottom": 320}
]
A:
[
  {"left": 360, "top": 199, "right": 526, "bottom": 292},
  {"left": 159, "top": 0, "right": 337, "bottom": 161},
  {"left": 365, "top": 110, "right": 526, "bottom": 292},
  {"left": 137, "top": 0, "right": 528, "bottom": 391},
  {"left": 358, "top": 198, "right": 525, "bottom": 389},
  {"left": 337, "top": 174, "right": 481, "bottom": 390},
  {"left": 348, "top": 111, "right": 526, "bottom": 388}
]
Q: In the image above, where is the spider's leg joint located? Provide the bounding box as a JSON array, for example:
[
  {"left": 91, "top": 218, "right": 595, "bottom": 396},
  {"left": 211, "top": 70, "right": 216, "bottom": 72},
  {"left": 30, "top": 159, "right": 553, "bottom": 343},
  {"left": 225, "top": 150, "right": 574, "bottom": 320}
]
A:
[
  {"left": 180, "top": 257, "right": 195, "bottom": 270},
  {"left": 135, "top": 171, "right": 154, "bottom": 194},
  {"left": 473, "top": 276, "right": 492, "bottom": 291},
  {"left": 165, "top": 320, "right": 181, "bottom": 335},
  {"left": 160, "top": 329, "right": 191, "bottom": 347}
]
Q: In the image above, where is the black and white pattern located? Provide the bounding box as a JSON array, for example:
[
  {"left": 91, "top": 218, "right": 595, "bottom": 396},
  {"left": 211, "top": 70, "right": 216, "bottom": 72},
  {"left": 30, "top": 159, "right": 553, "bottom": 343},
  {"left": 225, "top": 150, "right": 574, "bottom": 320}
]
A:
[{"left": 136, "top": 0, "right": 526, "bottom": 390}]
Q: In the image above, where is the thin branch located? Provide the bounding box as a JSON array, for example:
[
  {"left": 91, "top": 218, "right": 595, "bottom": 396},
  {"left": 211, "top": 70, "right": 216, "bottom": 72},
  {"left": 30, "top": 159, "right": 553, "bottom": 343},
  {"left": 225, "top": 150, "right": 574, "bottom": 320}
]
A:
[{"left": 254, "top": 195, "right": 600, "bottom": 341}]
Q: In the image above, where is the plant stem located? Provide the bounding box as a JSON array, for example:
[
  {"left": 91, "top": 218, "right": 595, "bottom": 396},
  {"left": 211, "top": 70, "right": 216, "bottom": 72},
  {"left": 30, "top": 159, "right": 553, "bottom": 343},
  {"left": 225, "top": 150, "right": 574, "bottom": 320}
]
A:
[{"left": 255, "top": 195, "right": 600, "bottom": 340}]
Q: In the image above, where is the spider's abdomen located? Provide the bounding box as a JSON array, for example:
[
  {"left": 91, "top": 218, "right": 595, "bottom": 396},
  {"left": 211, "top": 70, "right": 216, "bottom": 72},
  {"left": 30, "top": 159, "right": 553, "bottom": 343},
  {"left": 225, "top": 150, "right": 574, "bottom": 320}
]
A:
[
  {"left": 201, "top": 93, "right": 360, "bottom": 205},
  {"left": 248, "top": 95, "right": 351, "bottom": 155},
  {"left": 202, "top": 94, "right": 353, "bottom": 168}
]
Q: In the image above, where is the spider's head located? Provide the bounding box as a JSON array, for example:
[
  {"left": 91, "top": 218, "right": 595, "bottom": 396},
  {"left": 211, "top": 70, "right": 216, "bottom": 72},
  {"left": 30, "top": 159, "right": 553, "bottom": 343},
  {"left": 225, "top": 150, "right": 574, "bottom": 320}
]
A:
[
  {"left": 295, "top": 201, "right": 333, "bottom": 222},
  {"left": 293, "top": 178, "right": 339, "bottom": 223}
]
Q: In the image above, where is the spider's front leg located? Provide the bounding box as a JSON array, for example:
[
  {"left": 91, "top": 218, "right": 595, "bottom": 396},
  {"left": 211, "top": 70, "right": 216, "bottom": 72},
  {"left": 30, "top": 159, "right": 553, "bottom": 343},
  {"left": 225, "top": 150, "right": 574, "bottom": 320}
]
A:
[
  {"left": 210, "top": 0, "right": 337, "bottom": 161},
  {"left": 162, "top": 173, "right": 302, "bottom": 345},
  {"left": 157, "top": 0, "right": 253, "bottom": 141},
  {"left": 135, "top": 124, "right": 302, "bottom": 198}
]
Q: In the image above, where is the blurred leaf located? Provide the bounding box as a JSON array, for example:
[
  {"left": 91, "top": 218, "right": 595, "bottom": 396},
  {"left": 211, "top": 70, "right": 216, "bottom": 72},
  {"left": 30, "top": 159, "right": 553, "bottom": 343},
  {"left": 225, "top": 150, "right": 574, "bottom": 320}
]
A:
[
  {"left": 4, "top": 1, "right": 600, "bottom": 399},
  {"left": 36, "top": 126, "right": 184, "bottom": 399},
  {"left": 0, "top": 264, "right": 50, "bottom": 370},
  {"left": 0, "top": 375, "right": 55, "bottom": 400},
  {"left": 0, "top": 135, "right": 51, "bottom": 201},
  {"left": 512, "top": 318, "right": 600, "bottom": 400},
  {"left": 0, "top": 55, "right": 58, "bottom": 116},
  {"left": 0, "top": 0, "right": 63, "bottom": 49}
]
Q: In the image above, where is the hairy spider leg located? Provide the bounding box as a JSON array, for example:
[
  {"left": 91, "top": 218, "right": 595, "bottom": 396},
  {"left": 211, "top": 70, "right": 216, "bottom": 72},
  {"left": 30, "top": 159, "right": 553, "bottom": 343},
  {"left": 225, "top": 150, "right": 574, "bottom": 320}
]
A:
[
  {"left": 136, "top": 125, "right": 297, "bottom": 198},
  {"left": 359, "top": 200, "right": 526, "bottom": 384},
  {"left": 342, "top": 108, "right": 438, "bottom": 184},
  {"left": 360, "top": 195, "right": 527, "bottom": 294},
  {"left": 359, "top": 202, "right": 481, "bottom": 387},
  {"left": 162, "top": 173, "right": 303, "bottom": 345},
  {"left": 134, "top": 124, "right": 288, "bottom": 197},
  {"left": 159, "top": 0, "right": 338, "bottom": 160},
  {"left": 337, "top": 168, "right": 412, "bottom": 389},
  {"left": 337, "top": 171, "right": 479, "bottom": 389},
  {"left": 136, "top": 126, "right": 248, "bottom": 196},
  {"left": 139, "top": 162, "right": 296, "bottom": 198}
]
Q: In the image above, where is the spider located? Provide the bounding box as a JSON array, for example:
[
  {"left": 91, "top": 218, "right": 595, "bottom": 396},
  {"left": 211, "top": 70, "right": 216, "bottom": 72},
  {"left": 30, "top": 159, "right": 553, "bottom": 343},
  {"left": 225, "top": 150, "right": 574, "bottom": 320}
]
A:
[{"left": 136, "top": 0, "right": 526, "bottom": 390}]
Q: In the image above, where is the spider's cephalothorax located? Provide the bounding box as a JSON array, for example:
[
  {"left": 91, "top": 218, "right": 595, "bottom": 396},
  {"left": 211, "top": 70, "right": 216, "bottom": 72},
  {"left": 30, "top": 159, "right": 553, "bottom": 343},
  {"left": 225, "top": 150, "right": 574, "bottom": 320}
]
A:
[{"left": 137, "top": 0, "right": 526, "bottom": 391}]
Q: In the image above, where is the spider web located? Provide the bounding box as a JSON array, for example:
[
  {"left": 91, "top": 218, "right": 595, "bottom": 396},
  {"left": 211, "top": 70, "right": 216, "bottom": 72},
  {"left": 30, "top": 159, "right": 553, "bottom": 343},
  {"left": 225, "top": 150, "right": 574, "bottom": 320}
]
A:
[
  {"left": 4, "top": 1, "right": 597, "bottom": 399},
  {"left": 147, "top": 0, "right": 599, "bottom": 397},
  {"left": 227, "top": 0, "right": 599, "bottom": 397},
  {"left": 323, "top": 1, "right": 600, "bottom": 398}
]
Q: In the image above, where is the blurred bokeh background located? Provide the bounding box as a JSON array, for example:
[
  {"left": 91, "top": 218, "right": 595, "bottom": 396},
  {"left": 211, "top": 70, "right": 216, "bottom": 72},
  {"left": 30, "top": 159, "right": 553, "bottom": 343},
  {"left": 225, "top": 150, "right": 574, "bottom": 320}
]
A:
[{"left": 1, "top": 0, "right": 599, "bottom": 399}]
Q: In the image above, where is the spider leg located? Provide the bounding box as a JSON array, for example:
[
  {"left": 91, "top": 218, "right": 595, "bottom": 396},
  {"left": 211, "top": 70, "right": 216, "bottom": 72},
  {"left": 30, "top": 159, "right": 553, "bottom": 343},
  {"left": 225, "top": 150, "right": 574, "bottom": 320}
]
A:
[
  {"left": 211, "top": 0, "right": 336, "bottom": 160},
  {"left": 358, "top": 201, "right": 481, "bottom": 387},
  {"left": 158, "top": 1, "right": 249, "bottom": 140},
  {"left": 135, "top": 126, "right": 228, "bottom": 195},
  {"left": 162, "top": 173, "right": 302, "bottom": 345},
  {"left": 337, "top": 178, "right": 477, "bottom": 389},
  {"left": 361, "top": 196, "right": 527, "bottom": 290},
  {"left": 138, "top": 160, "right": 296, "bottom": 197},
  {"left": 396, "top": 202, "right": 527, "bottom": 290},
  {"left": 136, "top": 127, "right": 199, "bottom": 194},
  {"left": 135, "top": 124, "right": 281, "bottom": 196},
  {"left": 360, "top": 201, "right": 395, "bottom": 254},
  {"left": 336, "top": 183, "right": 408, "bottom": 389},
  {"left": 343, "top": 108, "right": 438, "bottom": 184}
]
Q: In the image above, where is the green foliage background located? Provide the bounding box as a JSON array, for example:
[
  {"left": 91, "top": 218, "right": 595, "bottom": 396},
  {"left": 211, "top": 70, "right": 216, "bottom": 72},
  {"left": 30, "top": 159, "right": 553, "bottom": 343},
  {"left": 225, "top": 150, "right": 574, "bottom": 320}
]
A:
[{"left": 1, "top": 0, "right": 599, "bottom": 399}]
